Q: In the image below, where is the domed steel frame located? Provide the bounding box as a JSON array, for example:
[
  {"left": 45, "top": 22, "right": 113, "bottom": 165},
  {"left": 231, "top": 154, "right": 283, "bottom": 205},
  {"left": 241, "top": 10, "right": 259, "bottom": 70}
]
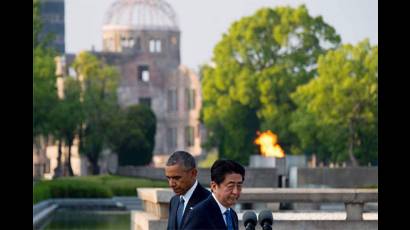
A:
[{"left": 103, "top": 0, "right": 179, "bottom": 31}]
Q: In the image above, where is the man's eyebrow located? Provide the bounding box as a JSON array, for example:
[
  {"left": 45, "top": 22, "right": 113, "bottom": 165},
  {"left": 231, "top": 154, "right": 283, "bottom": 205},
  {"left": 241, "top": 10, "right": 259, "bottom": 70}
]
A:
[
  {"left": 227, "top": 181, "right": 243, "bottom": 184},
  {"left": 167, "top": 176, "right": 181, "bottom": 178}
]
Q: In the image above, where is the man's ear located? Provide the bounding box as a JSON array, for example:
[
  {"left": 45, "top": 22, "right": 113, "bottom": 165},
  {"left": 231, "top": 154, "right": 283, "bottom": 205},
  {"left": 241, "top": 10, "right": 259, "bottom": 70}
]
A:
[
  {"left": 191, "top": 168, "right": 198, "bottom": 177},
  {"left": 210, "top": 181, "right": 217, "bottom": 192}
]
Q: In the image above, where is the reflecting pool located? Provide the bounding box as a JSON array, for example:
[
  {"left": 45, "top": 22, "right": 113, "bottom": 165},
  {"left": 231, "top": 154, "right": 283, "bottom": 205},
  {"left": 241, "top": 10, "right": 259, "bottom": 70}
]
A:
[{"left": 41, "top": 209, "right": 130, "bottom": 230}]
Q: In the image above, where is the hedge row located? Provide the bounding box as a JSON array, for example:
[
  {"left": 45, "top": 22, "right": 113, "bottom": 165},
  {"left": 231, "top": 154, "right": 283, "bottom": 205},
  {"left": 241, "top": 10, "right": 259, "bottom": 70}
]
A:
[{"left": 33, "top": 175, "right": 168, "bottom": 204}]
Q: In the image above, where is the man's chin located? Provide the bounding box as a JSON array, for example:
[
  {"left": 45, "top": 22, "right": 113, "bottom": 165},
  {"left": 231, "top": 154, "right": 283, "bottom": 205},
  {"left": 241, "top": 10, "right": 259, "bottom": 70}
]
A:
[{"left": 228, "top": 198, "right": 239, "bottom": 206}]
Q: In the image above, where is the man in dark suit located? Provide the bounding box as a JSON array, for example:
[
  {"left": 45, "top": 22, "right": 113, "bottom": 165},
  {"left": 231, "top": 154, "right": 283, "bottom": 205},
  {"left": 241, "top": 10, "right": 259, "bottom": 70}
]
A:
[
  {"left": 184, "top": 159, "right": 245, "bottom": 230},
  {"left": 165, "top": 151, "right": 211, "bottom": 230}
]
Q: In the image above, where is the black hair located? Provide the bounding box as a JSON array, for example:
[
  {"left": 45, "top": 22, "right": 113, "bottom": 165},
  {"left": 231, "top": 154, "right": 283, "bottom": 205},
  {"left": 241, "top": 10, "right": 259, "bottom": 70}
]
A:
[
  {"left": 211, "top": 159, "right": 245, "bottom": 185},
  {"left": 166, "top": 150, "right": 196, "bottom": 170}
]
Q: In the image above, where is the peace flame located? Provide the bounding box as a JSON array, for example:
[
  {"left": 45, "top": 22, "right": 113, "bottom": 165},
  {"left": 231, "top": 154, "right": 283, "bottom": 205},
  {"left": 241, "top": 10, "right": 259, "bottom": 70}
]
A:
[{"left": 254, "top": 130, "right": 285, "bottom": 158}]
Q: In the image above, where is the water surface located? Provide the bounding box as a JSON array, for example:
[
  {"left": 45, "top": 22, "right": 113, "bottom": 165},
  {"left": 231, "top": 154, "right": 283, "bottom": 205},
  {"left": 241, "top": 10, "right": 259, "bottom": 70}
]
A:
[{"left": 43, "top": 209, "right": 130, "bottom": 230}]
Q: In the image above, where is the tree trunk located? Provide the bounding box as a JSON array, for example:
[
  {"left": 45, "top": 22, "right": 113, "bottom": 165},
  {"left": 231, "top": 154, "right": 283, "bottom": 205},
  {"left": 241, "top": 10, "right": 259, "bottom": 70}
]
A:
[
  {"left": 53, "top": 139, "right": 63, "bottom": 178},
  {"left": 91, "top": 158, "right": 100, "bottom": 175},
  {"left": 348, "top": 121, "right": 359, "bottom": 167},
  {"left": 67, "top": 139, "right": 74, "bottom": 176},
  {"left": 87, "top": 153, "right": 100, "bottom": 175}
]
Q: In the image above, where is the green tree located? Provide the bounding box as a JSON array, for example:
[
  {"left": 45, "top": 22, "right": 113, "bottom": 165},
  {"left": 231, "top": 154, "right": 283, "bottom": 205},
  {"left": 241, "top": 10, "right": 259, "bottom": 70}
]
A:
[
  {"left": 34, "top": 0, "right": 84, "bottom": 178},
  {"left": 49, "top": 96, "right": 66, "bottom": 178},
  {"left": 33, "top": 47, "right": 57, "bottom": 140},
  {"left": 73, "top": 51, "right": 120, "bottom": 174},
  {"left": 57, "top": 78, "right": 83, "bottom": 176},
  {"left": 48, "top": 78, "right": 83, "bottom": 178},
  {"left": 291, "top": 39, "right": 378, "bottom": 166},
  {"left": 33, "top": 0, "right": 58, "bottom": 155},
  {"left": 109, "top": 105, "right": 156, "bottom": 166},
  {"left": 201, "top": 5, "right": 340, "bottom": 164}
]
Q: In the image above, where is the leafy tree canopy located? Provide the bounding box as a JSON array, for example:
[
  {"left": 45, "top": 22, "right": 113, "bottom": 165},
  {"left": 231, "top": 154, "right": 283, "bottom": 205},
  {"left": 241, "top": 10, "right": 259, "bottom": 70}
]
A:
[
  {"left": 110, "top": 105, "right": 156, "bottom": 166},
  {"left": 201, "top": 5, "right": 341, "bottom": 164},
  {"left": 291, "top": 39, "right": 378, "bottom": 165}
]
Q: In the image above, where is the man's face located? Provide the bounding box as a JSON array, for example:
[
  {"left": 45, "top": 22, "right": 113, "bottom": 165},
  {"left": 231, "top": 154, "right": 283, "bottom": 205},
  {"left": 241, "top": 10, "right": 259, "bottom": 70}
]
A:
[
  {"left": 165, "top": 164, "right": 197, "bottom": 196},
  {"left": 211, "top": 173, "right": 243, "bottom": 208}
]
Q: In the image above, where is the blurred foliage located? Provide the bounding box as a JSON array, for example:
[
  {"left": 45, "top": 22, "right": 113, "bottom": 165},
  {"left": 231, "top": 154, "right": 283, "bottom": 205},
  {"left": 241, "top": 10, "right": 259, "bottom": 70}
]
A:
[{"left": 198, "top": 150, "right": 219, "bottom": 168}]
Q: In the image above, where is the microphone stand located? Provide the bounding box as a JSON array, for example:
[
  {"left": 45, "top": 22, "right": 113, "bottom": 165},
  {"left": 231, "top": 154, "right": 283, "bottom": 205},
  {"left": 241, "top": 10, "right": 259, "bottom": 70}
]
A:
[{"left": 261, "top": 222, "right": 272, "bottom": 230}]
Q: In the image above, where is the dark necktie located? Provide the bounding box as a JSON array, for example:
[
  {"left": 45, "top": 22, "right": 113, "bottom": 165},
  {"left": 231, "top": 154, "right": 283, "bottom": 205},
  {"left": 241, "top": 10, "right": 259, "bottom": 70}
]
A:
[
  {"left": 224, "top": 209, "right": 234, "bottom": 230},
  {"left": 176, "top": 196, "right": 185, "bottom": 228}
]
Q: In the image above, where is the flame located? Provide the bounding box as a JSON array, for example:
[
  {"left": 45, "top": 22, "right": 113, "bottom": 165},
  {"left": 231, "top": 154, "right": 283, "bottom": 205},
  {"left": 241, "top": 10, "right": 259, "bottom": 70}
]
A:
[{"left": 254, "top": 130, "right": 285, "bottom": 158}]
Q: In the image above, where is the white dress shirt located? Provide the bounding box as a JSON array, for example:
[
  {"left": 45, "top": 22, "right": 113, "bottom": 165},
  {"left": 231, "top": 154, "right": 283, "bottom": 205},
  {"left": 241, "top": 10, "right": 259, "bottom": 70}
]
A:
[
  {"left": 179, "top": 180, "right": 198, "bottom": 213},
  {"left": 211, "top": 192, "right": 231, "bottom": 225}
]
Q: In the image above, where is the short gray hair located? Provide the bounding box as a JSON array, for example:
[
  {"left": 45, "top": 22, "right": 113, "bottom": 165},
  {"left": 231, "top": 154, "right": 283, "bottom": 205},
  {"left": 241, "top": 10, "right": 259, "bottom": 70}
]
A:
[{"left": 166, "top": 151, "right": 196, "bottom": 170}]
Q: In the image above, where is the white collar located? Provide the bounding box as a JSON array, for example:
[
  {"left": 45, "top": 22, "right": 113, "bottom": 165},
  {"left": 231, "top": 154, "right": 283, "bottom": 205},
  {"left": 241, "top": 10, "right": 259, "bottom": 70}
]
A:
[
  {"left": 211, "top": 192, "right": 229, "bottom": 215},
  {"left": 181, "top": 180, "right": 198, "bottom": 203}
]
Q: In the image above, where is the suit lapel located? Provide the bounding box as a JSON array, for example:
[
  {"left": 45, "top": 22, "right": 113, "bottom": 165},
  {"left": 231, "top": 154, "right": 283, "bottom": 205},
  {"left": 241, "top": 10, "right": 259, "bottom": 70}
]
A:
[
  {"left": 181, "top": 184, "right": 203, "bottom": 226},
  {"left": 170, "top": 196, "right": 179, "bottom": 229},
  {"left": 181, "top": 203, "right": 193, "bottom": 227},
  {"left": 209, "top": 195, "right": 239, "bottom": 230},
  {"left": 207, "top": 195, "right": 228, "bottom": 229},
  {"left": 231, "top": 209, "right": 238, "bottom": 230}
]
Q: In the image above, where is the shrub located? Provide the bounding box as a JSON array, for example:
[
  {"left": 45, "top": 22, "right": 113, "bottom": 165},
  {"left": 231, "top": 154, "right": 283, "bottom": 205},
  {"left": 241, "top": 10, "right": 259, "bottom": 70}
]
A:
[
  {"left": 50, "top": 179, "right": 112, "bottom": 198},
  {"left": 33, "top": 179, "right": 112, "bottom": 204},
  {"left": 33, "top": 175, "right": 168, "bottom": 204},
  {"left": 33, "top": 182, "right": 51, "bottom": 204}
]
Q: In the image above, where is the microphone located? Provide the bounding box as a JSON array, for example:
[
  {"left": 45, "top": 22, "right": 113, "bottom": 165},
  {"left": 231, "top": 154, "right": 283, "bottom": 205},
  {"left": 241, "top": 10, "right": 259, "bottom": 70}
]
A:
[
  {"left": 243, "top": 211, "right": 257, "bottom": 230},
  {"left": 258, "top": 210, "right": 273, "bottom": 230}
]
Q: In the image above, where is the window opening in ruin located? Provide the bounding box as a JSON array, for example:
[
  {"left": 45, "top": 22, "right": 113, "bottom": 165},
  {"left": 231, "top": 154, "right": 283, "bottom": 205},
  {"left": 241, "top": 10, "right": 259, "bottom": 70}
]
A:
[
  {"left": 128, "top": 38, "right": 135, "bottom": 47},
  {"left": 149, "top": 40, "right": 155, "bottom": 52},
  {"left": 155, "top": 40, "right": 161, "bottom": 52},
  {"left": 138, "top": 65, "right": 150, "bottom": 82},
  {"left": 121, "top": 36, "right": 135, "bottom": 48},
  {"left": 149, "top": 39, "right": 161, "bottom": 53}
]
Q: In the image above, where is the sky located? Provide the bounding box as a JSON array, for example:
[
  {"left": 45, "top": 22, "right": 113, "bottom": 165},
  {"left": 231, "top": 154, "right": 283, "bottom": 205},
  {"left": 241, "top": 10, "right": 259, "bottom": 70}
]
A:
[{"left": 65, "top": 0, "right": 378, "bottom": 72}]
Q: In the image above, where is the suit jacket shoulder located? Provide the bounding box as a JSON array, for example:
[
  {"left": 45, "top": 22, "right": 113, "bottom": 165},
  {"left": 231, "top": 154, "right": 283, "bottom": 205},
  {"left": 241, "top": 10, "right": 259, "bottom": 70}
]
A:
[
  {"left": 184, "top": 195, "right": 233, "bottom": 230},
  {"left": 168, "top": 182, "right": 211, "bottom": 230},
  {"left": 187, "top": 183, "right": 211, "bottom": 208},
  {"left": 180, "top": 183, "right": 211, "bottom": 228}
]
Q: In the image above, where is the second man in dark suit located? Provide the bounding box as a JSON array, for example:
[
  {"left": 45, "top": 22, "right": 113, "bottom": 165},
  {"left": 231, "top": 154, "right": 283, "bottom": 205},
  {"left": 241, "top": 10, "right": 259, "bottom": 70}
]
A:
[
  {"left": 165, "top": 151, "right": 211, "bottom": 230},
  {"left": 184, "top": 159, "right": 245, "bottom": 230}
]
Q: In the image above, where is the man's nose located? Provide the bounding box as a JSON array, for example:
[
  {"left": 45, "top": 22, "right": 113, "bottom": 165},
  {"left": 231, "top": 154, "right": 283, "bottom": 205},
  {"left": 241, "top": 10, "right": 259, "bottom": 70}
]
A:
[{"left": 232, "top": 185, "right": 241, "bottom": 195}]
